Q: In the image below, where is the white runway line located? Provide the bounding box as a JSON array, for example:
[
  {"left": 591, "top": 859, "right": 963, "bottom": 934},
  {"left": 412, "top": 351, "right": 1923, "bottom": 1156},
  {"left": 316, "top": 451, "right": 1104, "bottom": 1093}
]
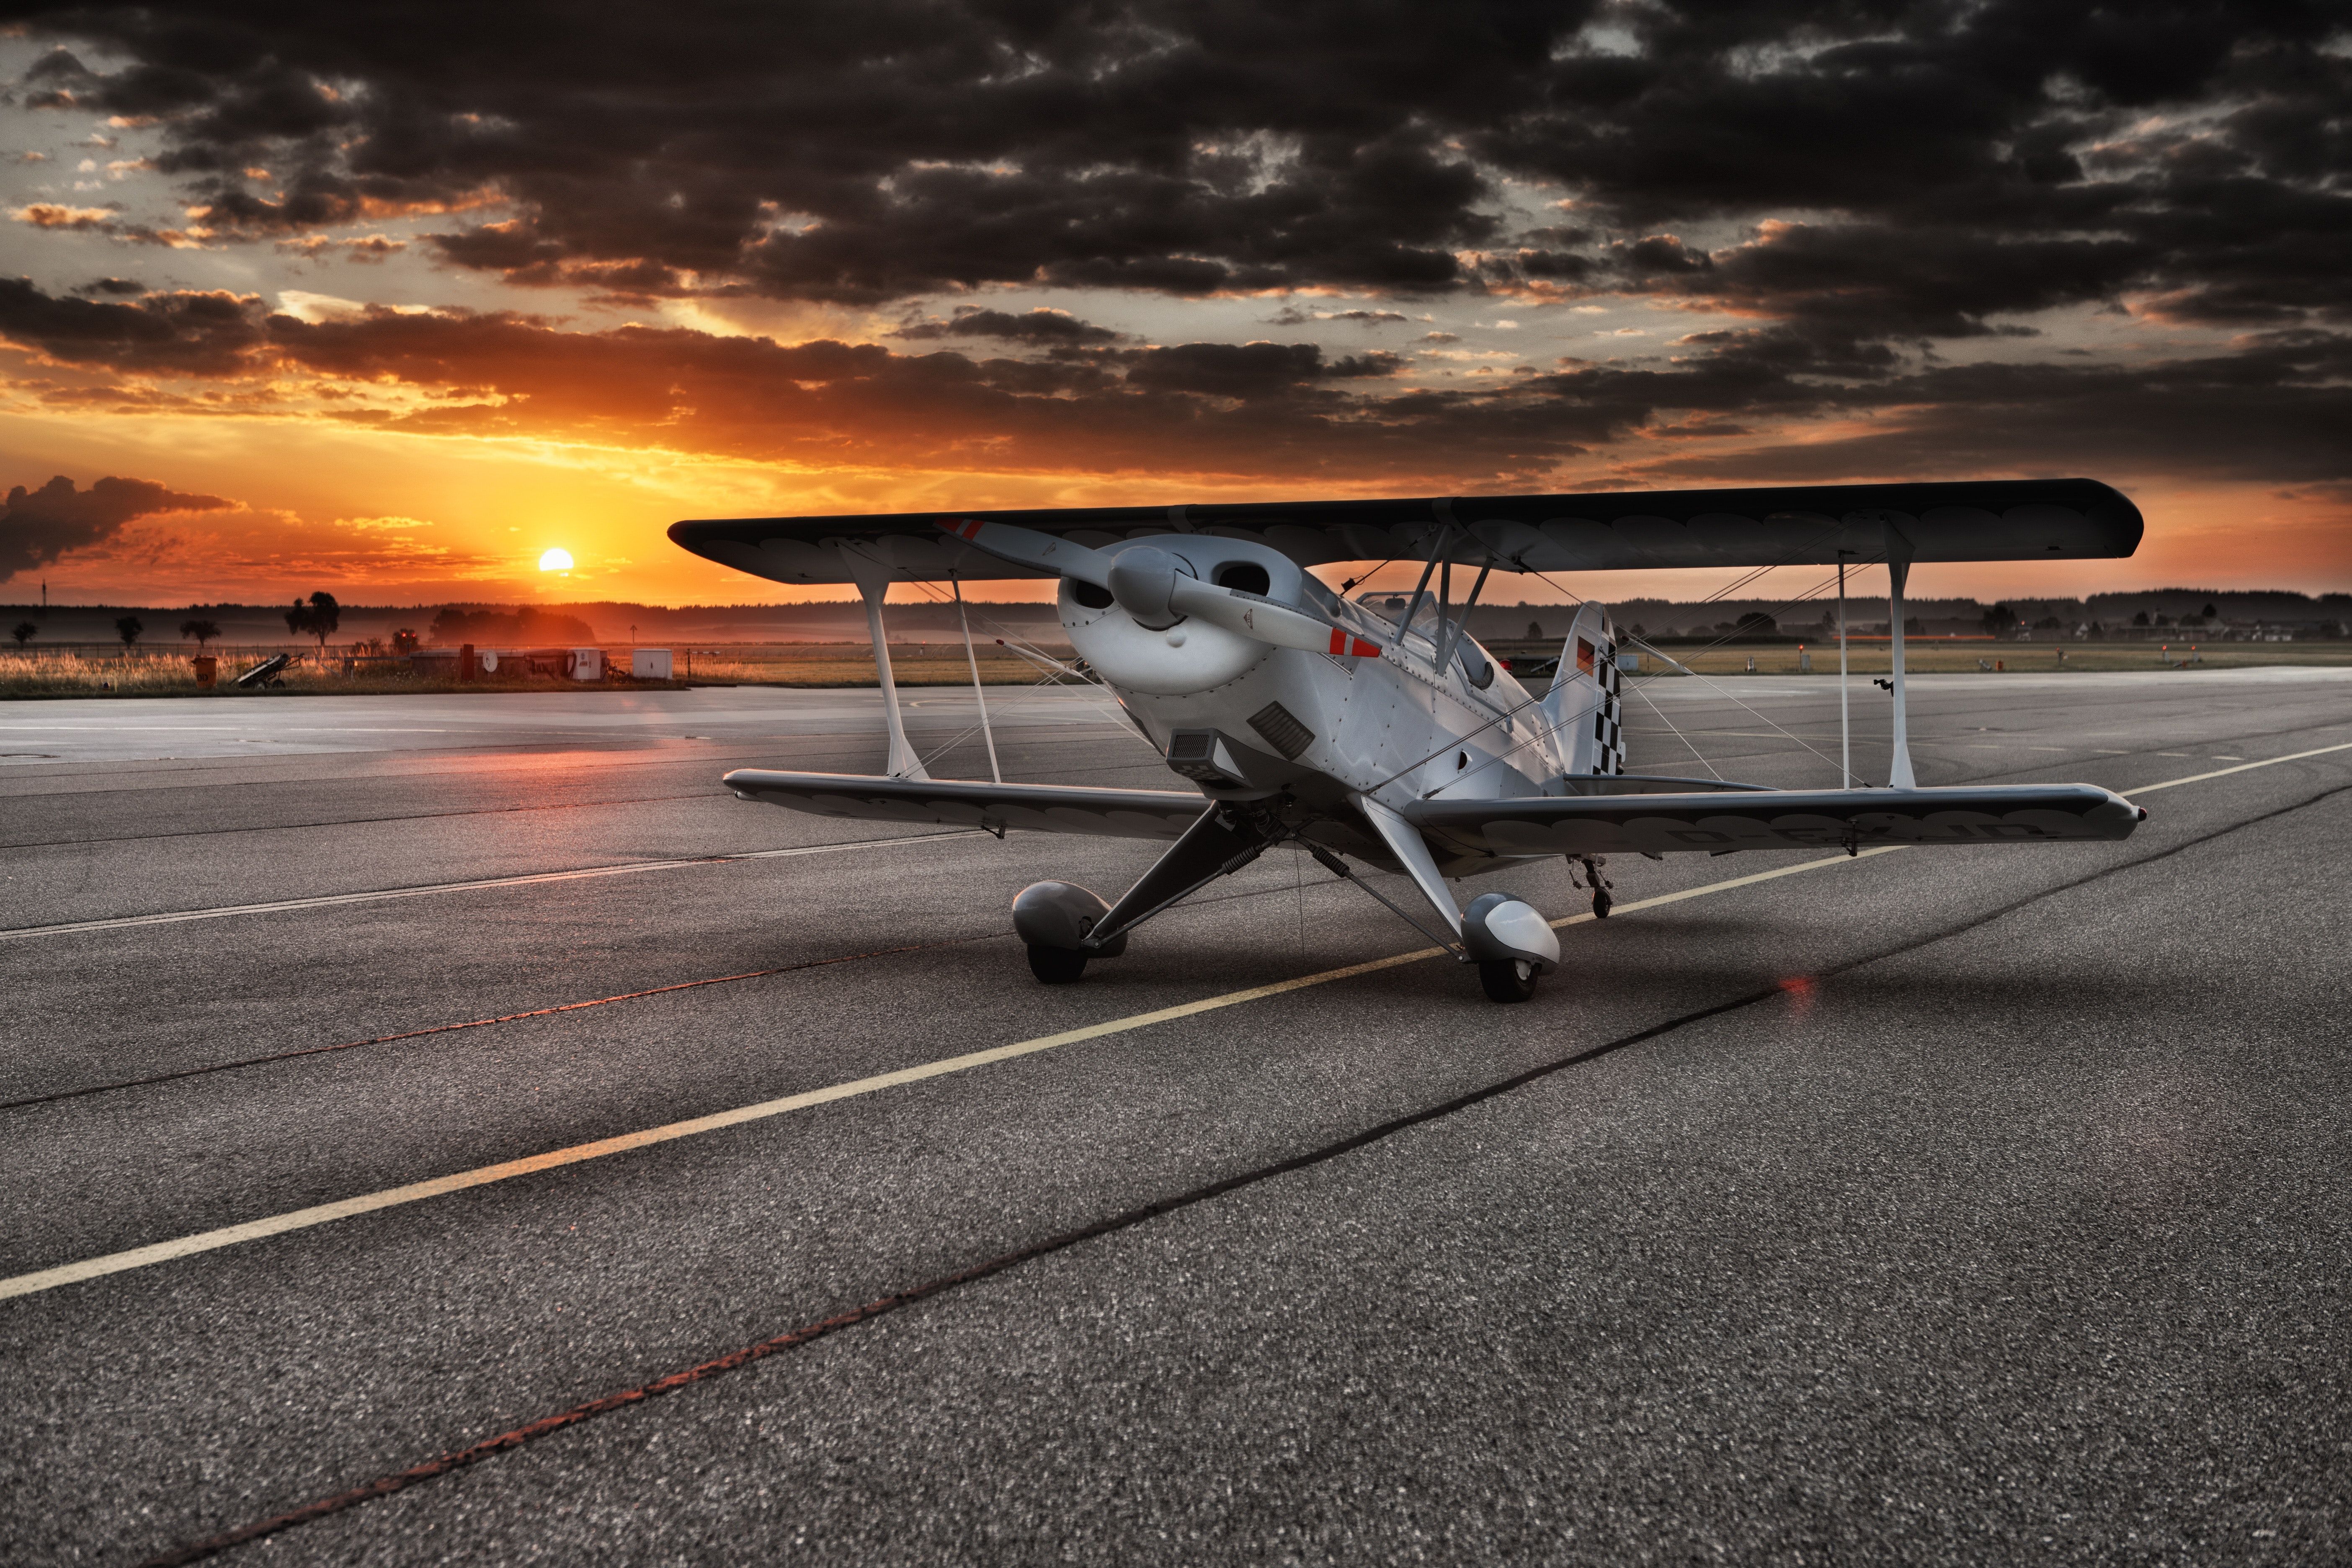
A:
[
  {"left": 0, "top": 830, "right": 987, "bottom": 941},
  {"left": 0, "top": 848, "right": 1895, "bottom": 1302},
  {"left": 2124, "top": 741, "right": 2352, "bottom": 794},
  {"left": 4, "top": 742, "right": 2348, "bottom": 1303}
]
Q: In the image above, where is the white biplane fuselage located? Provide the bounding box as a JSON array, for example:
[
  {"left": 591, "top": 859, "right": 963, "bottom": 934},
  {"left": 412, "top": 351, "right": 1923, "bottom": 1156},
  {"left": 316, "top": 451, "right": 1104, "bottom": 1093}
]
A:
[{"left": 1057, "top": 532, "right": 1599, "bottom": 833}]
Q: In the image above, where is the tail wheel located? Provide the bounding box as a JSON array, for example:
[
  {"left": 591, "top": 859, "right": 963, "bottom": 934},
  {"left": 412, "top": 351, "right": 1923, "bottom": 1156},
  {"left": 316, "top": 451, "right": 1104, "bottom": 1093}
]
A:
[
  {"left": 1478, "top": 958, "right": 1540, "bottom": 1003},
  {"left": 1027, "top": 944, "right": 1088, "bottom": 984}
]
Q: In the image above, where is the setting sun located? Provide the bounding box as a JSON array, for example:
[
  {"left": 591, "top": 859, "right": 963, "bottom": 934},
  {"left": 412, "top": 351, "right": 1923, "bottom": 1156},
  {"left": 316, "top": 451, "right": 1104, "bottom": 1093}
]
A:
[{"left": 538, "top": 548, "right": 574, "bottom": 572}]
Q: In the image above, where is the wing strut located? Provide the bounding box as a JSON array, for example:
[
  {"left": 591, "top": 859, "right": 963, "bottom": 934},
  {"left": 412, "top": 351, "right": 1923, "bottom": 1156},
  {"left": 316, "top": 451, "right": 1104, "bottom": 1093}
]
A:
[
  {"left": 1883, "top": 521, "right": 1917, "bottom": 789},
  {"left": 841, "top": 544, "right": 929, "bottom": 781},
  {"left": 1397, "top": 521, "right": 1451, "bottom": 665},
  {"left": 1837, "top": 552, "right": 1854, "bottom": 789},
  {"left": 950, "top": 571, "right": 1001, "bottom": 784},
  {"left": 1353, "top": 793, "right": 1469, "bottom": 955}
]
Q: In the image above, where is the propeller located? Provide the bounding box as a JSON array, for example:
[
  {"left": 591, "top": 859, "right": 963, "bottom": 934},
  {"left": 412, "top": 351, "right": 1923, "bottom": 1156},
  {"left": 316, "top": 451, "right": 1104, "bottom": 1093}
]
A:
[{"left": 938, "top": 519, "right": 1381, "bottom": 658}]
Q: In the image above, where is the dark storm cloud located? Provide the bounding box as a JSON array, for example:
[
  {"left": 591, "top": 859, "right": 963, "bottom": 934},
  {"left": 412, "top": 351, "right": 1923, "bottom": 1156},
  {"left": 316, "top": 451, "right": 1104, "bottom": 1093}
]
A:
[
  {"left": 1117, "top": 342, "right": 1403, "bottom": 396},
  {"left": 0, "top": 472, "right": 229, "bottom": 579},
  {"left": 1648, "top": 224, "right": 2154, "bottom": 340},
  {"left": 0, "top": 277, "right": 266, "bottom": 373},
  {"left": 3, "top": 278, "right": 2342, "bottom": 490},
  {"left": 1630, "top": 333, "right": 2352, "bottom": 487},
  {"left": 12, "top": 0, "right": 2344, "bottom": 336},
  {"left": 1265, "top": 306, "right": 1411, "bottom": 325},
  {"left": 891, "top": 308, "right": 1124, "bottom": 345}
]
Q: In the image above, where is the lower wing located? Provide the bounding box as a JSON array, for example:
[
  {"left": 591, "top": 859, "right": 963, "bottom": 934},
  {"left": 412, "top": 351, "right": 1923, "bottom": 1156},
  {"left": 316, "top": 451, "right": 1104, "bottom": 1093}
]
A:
[
  {"left": 724, "top": 769, "right": 1208, "bottom": 840},
  {"left": 1407, "top": 784, "right": 2146, "bottom": 857}
]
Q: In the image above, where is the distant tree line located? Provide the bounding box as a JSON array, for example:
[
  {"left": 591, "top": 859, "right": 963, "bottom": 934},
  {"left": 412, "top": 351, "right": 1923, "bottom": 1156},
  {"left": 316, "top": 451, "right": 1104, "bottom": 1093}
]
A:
[{"left": 428, "top": 605, "right": 597, "bottom": 644}]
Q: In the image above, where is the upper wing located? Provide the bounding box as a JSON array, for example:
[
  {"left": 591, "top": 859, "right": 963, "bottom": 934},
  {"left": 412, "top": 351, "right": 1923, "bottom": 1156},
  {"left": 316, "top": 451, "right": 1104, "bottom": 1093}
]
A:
[
  {"left": 1407, "top": 784, "right": 2146, "bottom": 858},
  {"left": 725, "top": 769, "right": 1208, "bottom": 840},
  {"left": 670, "top": 478, "right": 2142, "bottom": 585}
]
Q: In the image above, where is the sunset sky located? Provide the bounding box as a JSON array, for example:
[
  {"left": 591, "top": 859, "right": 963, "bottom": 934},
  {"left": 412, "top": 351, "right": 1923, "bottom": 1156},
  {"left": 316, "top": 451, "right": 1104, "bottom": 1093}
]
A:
[{"left": 1, "top": 3, "right": 2346, "bottom": 609}]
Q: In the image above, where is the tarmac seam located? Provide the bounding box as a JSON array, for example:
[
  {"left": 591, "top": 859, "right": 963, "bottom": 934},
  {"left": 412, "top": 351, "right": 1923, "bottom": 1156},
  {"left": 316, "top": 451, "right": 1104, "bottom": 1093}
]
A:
[
  {"left": 0, "top": 880, "right": 1301, "bottom": 1113},
  {"left": 0, "top": 790, "right": 727, "bottom": 851},
  {"left": 132, "top": 772, "right": 2352, "bottom": 1568},
  {"left": 0, "top": 944, "right": 951, "bottom": 1114},
  {"left": 0, "top": 828, "right": 988, "bottom": 941}
]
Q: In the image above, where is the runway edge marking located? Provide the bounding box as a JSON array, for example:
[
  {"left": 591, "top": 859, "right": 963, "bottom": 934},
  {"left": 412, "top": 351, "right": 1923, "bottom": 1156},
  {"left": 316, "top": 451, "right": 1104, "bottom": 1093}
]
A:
[
  {"left": 0, "top": 830, "right": 989, "bottom": 941},
  {"left": 6, "top": 743, "right": 2347, "bottom": 1303}
]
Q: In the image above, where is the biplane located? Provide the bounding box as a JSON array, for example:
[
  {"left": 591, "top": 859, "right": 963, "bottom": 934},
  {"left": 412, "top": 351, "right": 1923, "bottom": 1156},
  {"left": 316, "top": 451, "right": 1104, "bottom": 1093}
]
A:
[{"left": 671, "top": 480, "right": 2147, "bottom": 1001}]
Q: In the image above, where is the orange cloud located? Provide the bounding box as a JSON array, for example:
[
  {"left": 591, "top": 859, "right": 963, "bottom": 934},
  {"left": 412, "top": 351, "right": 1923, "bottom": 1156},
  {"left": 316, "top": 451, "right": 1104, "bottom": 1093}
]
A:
[{"left": 13, "top": 203, "right": 117, "bottom": 229}]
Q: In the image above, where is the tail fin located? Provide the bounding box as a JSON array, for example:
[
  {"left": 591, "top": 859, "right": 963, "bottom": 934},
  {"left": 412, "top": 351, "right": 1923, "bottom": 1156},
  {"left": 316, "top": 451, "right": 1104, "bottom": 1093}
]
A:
[{"left": 1538, "top": 602, "right": 1625, "bottom": 779}]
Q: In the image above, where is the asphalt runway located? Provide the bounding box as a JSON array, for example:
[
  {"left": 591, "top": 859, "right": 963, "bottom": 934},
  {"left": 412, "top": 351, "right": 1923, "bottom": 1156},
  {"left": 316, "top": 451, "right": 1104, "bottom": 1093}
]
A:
[{"left": 3, "top": 668, "right": 2348, "bottom": 1565}]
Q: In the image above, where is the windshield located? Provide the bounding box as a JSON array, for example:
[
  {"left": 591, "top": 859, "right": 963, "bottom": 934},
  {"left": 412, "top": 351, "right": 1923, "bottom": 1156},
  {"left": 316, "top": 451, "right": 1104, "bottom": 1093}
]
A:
[{"left": 1353, "top": 590, "right": 1447, "bottom": 640}]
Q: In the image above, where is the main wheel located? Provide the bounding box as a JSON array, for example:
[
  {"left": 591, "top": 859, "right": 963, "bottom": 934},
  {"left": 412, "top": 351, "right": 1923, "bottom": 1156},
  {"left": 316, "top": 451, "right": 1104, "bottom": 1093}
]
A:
[
  {"left": 1591, "top": 887, "right": 1613, "bottom": 919},
  {"left": 1026, "top": 944, "right": 1088, "bottom": 984},
  {"left": 1478, "top": 957, "right": 1539, "bottom": 1003}
]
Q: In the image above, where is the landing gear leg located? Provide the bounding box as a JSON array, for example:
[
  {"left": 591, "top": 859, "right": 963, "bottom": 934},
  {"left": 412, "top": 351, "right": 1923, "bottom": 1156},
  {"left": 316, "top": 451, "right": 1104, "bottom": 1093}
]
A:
[
  {"left": 1478, "top": 957, "right": 1540, "bottom": 1003},
  {"left": 1026, "top": 945, "right": 1087, "bottom": 984},
  {"left": 1568, "top": 855, "right": 1614, "bottom": 918}
]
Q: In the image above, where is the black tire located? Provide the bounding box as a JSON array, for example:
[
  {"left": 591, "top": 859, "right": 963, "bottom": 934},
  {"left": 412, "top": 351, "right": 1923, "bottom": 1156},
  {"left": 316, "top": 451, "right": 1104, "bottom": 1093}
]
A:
[
  {"left": 1591, "top": 887, "right": 1613, "bottom": 919},
  {"left": 1027, "top": 944, "right": 1088, "bottom": 985},
  {"left": 1478, "top": 958, "right": 1539, "bottom": 1003}
]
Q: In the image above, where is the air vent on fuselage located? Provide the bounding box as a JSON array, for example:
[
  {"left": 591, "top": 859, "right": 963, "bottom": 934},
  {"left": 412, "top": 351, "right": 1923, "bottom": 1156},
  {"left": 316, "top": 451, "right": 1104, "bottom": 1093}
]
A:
[
  {"left": 1166, "top": 729, "right": 1239, "bottom": 787},
  {"left": 1247, "top": 701, "right": 1314, "bottom": 760},
  {"left": 1215, "top": 562, "right": 1271, "bottom": 596}
]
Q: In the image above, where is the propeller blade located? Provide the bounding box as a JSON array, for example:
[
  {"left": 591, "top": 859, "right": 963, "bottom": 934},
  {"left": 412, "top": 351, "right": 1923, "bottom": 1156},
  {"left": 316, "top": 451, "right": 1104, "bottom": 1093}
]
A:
[
  {"left": 1168, "top": 577, "right": 1382, "bottom": 658},
  {"left": 936, "top": 518, "right": 1112, "bottom": 586}
]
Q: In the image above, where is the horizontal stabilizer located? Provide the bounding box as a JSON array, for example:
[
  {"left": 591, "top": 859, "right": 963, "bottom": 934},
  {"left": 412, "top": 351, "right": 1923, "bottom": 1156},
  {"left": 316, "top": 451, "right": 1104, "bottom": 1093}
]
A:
[
  {"left": 725, "top": 769, "right": 1207, "bottom": 840},
  {"left": 1408, "top": 783, "right": 2145, "bottom": 858}
]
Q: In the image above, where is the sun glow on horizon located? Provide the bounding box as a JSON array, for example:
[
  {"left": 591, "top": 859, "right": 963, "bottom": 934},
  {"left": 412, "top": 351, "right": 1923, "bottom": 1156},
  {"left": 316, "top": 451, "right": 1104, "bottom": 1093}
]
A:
[{"left": 539, "top": 547, "right": 574, "bottom": 572}]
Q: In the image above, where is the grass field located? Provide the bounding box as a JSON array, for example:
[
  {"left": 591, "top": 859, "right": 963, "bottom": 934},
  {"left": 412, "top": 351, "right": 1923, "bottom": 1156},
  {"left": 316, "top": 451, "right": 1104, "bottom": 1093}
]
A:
[{"left": 5, "top": 637, "right": 2345, "bottom": 698}]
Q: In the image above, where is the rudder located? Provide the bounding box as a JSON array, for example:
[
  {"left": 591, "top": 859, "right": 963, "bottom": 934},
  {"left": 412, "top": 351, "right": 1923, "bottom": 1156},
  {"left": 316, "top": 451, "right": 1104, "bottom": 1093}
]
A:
[{"left": 1539, "top": 602, "right": 1624, "bottom": 779}]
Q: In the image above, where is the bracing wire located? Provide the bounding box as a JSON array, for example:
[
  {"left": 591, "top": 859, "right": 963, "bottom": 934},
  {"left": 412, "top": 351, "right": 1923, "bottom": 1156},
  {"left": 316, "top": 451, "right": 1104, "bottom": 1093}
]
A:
[
  {"left": 1625, "top": 677, "right": 1723, "bottom": 780},
  {"left": 1523, "top": 560, "right": 1869, "bottom": 780},
  {"left": 880, "top": 579, "right": 1155, "bottom": 774},
  {"left": 1616, "top": 631, "right": 1847, "bottom": 778},
  {"left": 911, "top": 667, "right": 1070, "bottom": 774},
  {"left": 1371, "top": 541, "right": 1860, "bottom": 797}
]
